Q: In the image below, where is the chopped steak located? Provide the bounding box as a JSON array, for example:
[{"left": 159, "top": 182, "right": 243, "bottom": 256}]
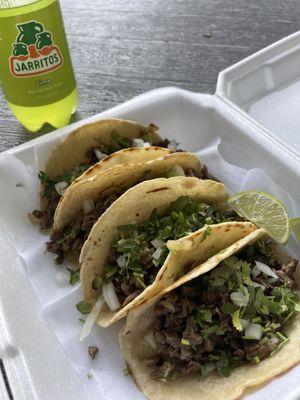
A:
[
  {"left": 47, "top": 194, "right": 119, "bottom": 263},
  {"left": 147, "top": 241, "right": 299, "bottom": 380},
  {"left": 88, "top": 346, "right": 99, "bottom": 360}
]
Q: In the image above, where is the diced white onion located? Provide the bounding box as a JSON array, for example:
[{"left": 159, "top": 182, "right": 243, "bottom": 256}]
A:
[
  {"left": 102, "top": 282, "right": 121, "bottom": 311},
  {"left": 55, "top": 181, "right": 68, "bottom": 196},
  {"left": 251, "top": 267, "right": 261, "bottom": 278},
  {"left": 55, "top": 269, "right": 69, "bottom": 286},
  {"left": 151, "top": 239, "right": 165, "bottom": 249},
  {"left": 153, "top": 247, "right": 163, "bottom": 260},
  {"left": 244, "top": 323, "right": 263, "bottom": 340},
  {"left": 145, "top": 331, "right": 157, "bottom": 349},
  {"left": 117, "top": 255, "right": 126, "bottom": 268},
  {"left": 254, "top": 261, "right": 279, "bottom": 280},
  {"left": 252, "top": 282, "right": 266, "bottom": 290},
  {"left": 167, "top": 139, "right": 179, "bottom": 151},
  {"left": 230, "top": 286, "right": 249, "bottom": 307},
  {"left": 240, "top": 319, "right": 249, "bottom": 331},
  {"left": 82, "top": 199, "right": 95, "bottom": 214},
  {"left": 79, "top": 295, "right": 105, "bottom": 342},
  {"left": 269, "top": 336, "right": 280, "bottom": 346},
  {"left": 94, "top": 149, "right": 107, "bottom": 160},
  {"left": 132, "top": 138, "right": 151, "bottom": 147}
]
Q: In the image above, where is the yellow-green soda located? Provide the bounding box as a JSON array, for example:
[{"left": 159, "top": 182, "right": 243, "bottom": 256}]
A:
[{"left": 0, "top": 0, "right": 78, "bottom": 131}]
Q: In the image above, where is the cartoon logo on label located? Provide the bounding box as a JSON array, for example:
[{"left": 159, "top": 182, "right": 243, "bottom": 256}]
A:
[{"left": 9, "top": 20, "right": 63, "bottom": 78}]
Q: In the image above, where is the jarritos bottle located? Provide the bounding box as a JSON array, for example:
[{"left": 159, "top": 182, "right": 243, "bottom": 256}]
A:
[{"left": 0, "top": 0, "right": 78, "bottom": 131}]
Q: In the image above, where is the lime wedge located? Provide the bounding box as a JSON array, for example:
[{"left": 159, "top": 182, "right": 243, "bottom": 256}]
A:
[
  {"left": 228, "top": 191, "right": 290, "bottom": 244},
  {"left": 290, "top": 218, "right": 300, "bottom": 242}
]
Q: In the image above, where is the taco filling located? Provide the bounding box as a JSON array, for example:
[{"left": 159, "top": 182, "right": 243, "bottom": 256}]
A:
[
  {"left": 31, "top": 128, "right": 176, "bottom": 231},
  {"left": 97, "top": 196, "right": 238, "bottom": 310},
  {"left": 146, "top": 240, "right": 299, "bottom": 380},
  {"left": 46, "top": 165, "right": 209, "bottom": 267}
]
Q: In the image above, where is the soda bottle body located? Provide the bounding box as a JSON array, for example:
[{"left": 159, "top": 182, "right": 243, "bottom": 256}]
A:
[{"left": 0, "top": 0, "right": 78, "bottom": 132}]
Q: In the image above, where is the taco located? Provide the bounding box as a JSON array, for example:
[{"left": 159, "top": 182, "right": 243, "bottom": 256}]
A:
[
  {"left": 119, "top": 226, "right": 300, "bottom": 400},
  {"left": 47, "top": 153, "right": 208, "bottom": 267},
  {"left": 30, "top": 119, "right": 173, "bottom": 230},
  {"left": 79, "top": 176, "right": 255, "bottom": 328}
]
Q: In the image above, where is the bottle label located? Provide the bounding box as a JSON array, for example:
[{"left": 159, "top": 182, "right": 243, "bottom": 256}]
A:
[{"left": 0, "top": 1, "right": 76, "bottom": 107}]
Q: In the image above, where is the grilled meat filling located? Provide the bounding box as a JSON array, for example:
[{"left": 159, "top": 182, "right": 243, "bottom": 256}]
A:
[{"left": 148, "top": 241, "right": 299, "bottom": 380}]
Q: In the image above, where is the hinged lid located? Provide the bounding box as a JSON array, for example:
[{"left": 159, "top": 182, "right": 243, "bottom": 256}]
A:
[{"left": 216, "top": 31, "right": 300, "bottom": 160}]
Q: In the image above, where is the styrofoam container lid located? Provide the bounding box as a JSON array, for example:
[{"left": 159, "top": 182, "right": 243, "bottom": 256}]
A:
[{"left": 216, "top": 31, "right": 300, "bottom": 160}]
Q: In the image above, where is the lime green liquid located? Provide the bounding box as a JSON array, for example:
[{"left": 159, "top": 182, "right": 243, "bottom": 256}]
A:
[
  {"left": 0, "top": 0, "right": 78, "bottom": 132},
  {"left": 7, "top": 88, "right": 78, "bottom": 131}
]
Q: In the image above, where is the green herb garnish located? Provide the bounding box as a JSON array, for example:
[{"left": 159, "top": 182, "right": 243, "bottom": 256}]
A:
[
  {"left": 201, "top": 225, "right": 212, "bottom": 242},
  {"left": 123, "top": 367, "right": 131, "bottom": 376},
  {"left": 111, "top": 130, "right": 132, "bottom": 149},
  {"left": 69, "top": 269, "right": 80, "bottom": 285},
  {"left": 142, "top": 131, "right": 153, "bottom": 145},
  {"left": 92, "top": 276, "right": 103, "bottom": 290},
  {"left": 103, "top": 197, "right": 234, "bottom": 290},
  {"left": 39, "top": 163, "right": 89, "bottom": 200},
  {"left": 76, "top": 301, "right": 90, "bottom": 315}
]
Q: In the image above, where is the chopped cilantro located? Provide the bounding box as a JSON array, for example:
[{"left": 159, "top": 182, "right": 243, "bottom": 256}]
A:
[
  {"left": 103, "top": 266, "right": 119, "bottom": 282},
  {"left": 270, "top": 335, "right": 290, "bottom": 357},
  {"left": 123, "top": 367, "right": 131, "bottom": 376},
  {"left": 232, "top": 309, "right": 243, "bottom": 331},
  {"left": 199, "top": 365, "right": 206, "bottom": 379},
  {"left": 241, "top": 263, "right": 253, "bottom": 286},
  {"left": 38, "top": 163, "right": 89, "bottom": 201},
  {"left": 141, "top": 131, "right": 153, "bottom": 145},
  {"left": 117, "top": 223, "right": 139, "bottom": 232},
  {"left": 217, "top": 364, "right": 231, "bottom": 377},
  {"left": 203, "top": 325, "right": 224, "bottom": 339},
  {"left": 103, "top": 197, "right": 234, "bottom": 291},
  {"left": 201, "top": 225, "right": 212, "bottom": 242},
  {"left": 76, "top": 301, "right": 90, "bottom": 315},
  {"left": 221, "top": 303, "right": 237, "bottom": 315},
  {"left": 111, "top": 130, "right": 132, "bottom": 149},
  {"left": 195, "top": 307, "right": 213, "bottom": 325},
  {"left": 169, "top": 196, "right": 198, "bottom": 214},
  {"left": 92, "top": 276, "right": 103, "bottom": 290},
  {"left": 69, "top": 269, "right": 80, "bottom": 285}
]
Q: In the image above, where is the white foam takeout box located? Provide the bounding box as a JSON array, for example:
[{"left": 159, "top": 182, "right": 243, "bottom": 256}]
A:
[{"left": 1, "top": 32, "right": 300, "bottom": 400}]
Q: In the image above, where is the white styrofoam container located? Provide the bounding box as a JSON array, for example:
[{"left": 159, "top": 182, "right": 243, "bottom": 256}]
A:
[{"left": 0, "top": 32, "right": 300, "bottom": 400}]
